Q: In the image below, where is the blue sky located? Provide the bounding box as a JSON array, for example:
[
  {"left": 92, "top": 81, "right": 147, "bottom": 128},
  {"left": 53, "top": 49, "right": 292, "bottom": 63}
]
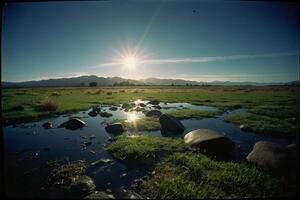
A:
[{"left": 2, "top": 0, "right": 299, "bottom": 83}]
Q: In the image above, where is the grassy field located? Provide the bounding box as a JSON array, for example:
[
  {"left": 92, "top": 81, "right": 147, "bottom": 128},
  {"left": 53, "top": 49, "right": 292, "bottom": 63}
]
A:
[
  {"left": 106, "top": 135, "right": 296, "bottom": 198},
  {"left": 2, "top": 86, "right": 300, "bottom": 137}
]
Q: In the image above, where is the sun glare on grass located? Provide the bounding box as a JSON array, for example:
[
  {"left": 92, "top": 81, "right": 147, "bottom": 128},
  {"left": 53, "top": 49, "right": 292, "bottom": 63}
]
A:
[{"left": 126, "top": 112, "right": 139, "bottom": 122}]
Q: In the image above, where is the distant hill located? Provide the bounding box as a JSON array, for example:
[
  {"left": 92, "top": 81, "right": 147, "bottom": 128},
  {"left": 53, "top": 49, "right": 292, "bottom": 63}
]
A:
[
  {"left": 1, "top": 75, "right": 288, "bottom": 88},
  {"left": 1, "top": 75, "right": 143, "bottom": 88}
]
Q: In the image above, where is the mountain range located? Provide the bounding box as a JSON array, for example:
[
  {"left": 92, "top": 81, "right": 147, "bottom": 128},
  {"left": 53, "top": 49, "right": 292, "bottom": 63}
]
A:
[{"left": 1, "top": 75, "right": 293, "bottom": 88}]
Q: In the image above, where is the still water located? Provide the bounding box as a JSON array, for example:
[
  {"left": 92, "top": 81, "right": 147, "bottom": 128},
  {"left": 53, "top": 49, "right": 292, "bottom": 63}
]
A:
[{"left": 3, "top": 100, "right": 292, "bottom": 197}]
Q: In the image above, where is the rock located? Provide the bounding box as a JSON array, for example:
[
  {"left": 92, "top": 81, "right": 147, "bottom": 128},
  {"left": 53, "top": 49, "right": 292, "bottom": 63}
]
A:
[
  {"left": 109, "top": 106, "right": 118, "bottom": 111},
  {"left": 246, "top": 141, "right": 297, "bottom": 173},
  {"left": 100, "top": 112, "right": 113, "bottom": 118},
  {"left": 59, "top": 118, "right": 86, "bottom": 130},
  {"left": 145, "top": 110, "right": 162, "bottom": 117},
  {"left": 93, "top": 106, "right": 101, "bottom": 113},
  {"left": 152, "top": 105, "right": 162, "bottom": 109},
  {"left": 84, "top": 191, "right": 115, "bottom": 199},
  {"left": 70, "top": 175, "right": 96, "bottom": 196},
  {"left": 147, "top": 100, "right": 160, "bottom": 105},
  {"left": 184, "top": 129, "right": 235, "bottom": 153},
  {"left": 90, "top": 159, "right": 113, "bottom": 166},
  {"left": 116, "top": 188, "right": 143, "bottom": 199},
  {"left": 43, "top": 122, "right": 52, "bottom": 129},
  {"left": 122, "top": 103, "right": 134, "bottom": 109},
  {"left": 88, "top": 110, "right": 98, "bottom": 117},
  {"left": 105, "top": 123, "right": 124, "bottom": 134},
  {"left": 138, "top": 103, "right": 146, "bottom": 107},
  {"left": 239, "top": 124, "right": 250, "bottom": 131},
  {"left": 159, "top": 114, "right": 184, "bottom": 133}
]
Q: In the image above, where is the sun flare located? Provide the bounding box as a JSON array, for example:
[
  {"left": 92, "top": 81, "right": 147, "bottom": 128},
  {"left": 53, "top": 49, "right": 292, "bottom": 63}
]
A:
[
  {"left": 126, "top": 112, "right": 139, "bottom": 122},
  {"left": 123, "top": 56, "right": 137, "bottom": 68}
]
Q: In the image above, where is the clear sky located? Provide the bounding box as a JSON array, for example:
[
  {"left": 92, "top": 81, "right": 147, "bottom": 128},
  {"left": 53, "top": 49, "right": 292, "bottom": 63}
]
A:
[{"left": 2, "top": 0, "right": 299, "bottom": 83}]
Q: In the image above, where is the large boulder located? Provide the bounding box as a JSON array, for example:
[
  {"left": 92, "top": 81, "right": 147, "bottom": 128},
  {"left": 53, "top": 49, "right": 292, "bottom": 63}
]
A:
[
  {"left": 70, "top": 175, "right": 96, "bottom": 196},
  {"left": 145, "top": 110, "right": 162, "bottom": 117},
  {"left": 105, "top": 123, "right": 124, "bottom": 134},
  {"left": 59, "top": 118, "right": 86, "bottom": 130},
  {"left": 184, "top": 129, "right": 235, "bottom": 153},
  {"left": 159, "top": 114, "right": 184, "bottom": 133},
  {"left": 246, "top": 141, "right": 297, "bottom": 173}
]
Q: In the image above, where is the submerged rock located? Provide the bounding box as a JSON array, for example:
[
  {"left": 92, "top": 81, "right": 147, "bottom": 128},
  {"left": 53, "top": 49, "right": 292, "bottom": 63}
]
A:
[
  {"left": 184, "top": 129, "right": 235, "bottom": 154},
  {"left": 70, "top": 175, "right": 96, "bottom": 196},
  {"left": 246, "top": 141, "right": 297, "bottom": 173},
  {"left": 145, "top": 110, "right": 162, "bottom": 117},
  {"left": 159, "top": 114, "right": 184, "bottom": 133},
  {"left": 100, "top": 112, "right": 113, "bottom": 118},
  {"left": 43, "top": 122, "right": 52, "bottom": 129},
  {"left": 58, "top": 118, "right": 86, "bottom": 130},
  {"left": 84, "top": 191, "right": 115, "bottom": 199},
  {"left": 105, "top": 123, "right": 124, "bottom": 134}
]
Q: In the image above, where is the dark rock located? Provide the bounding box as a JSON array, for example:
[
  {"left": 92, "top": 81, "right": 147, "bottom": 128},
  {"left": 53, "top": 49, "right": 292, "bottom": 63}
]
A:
[
  {"left": 145, "top": 110, "right": 162, "bottom": 117},
  {"left": 159, "top": 114, "right": 184, "bottom": 133},
  {"left": 100, "top": 112, "right": 113, "bottom": 118},
  {"left": 105, "top": 123, "right": 124, "bottom": 134},
  {"left": 88, "top": 110, "right": 98, "bottom": 117},
  {"left": 138, "top": 103, "right": 146, "bottom": 107},
  {"left": 152, "top": 105, "right": 162, "bottom": 109},
  {"left": 184, "top": 129, "right": 235, "bottom": 154},
  {"left": 109, "top": 106, "right": 118, "bottom": 111},
  {"left": 43, "top": 122, "right": 52, "bottom": 129},
  {"left": 93, "top": 106, "right": 101, "bottom": 113},
  {"left": 147, "top": 100, "right": 160, "bottom": 105},
  {"left": 58, "top": 118, "right": 86, "bottom": 130},
  {"left": 246, "top": 141, "right": 297, "bottom": 173},
  {"left": 70, "top": 175, "right": 96, "bottom": 196}
]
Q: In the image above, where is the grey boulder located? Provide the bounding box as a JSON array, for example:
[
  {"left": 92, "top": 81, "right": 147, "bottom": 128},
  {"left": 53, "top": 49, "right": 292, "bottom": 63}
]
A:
[
  {"left": 184, "top": 129, "right": 235, "bottom": 153},
  {"left": 246, "top": 141, "right": 297, "bottom": 173}
]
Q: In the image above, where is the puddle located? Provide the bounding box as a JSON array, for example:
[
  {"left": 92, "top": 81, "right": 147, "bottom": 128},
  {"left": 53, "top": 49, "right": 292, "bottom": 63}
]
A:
[{"left": 3, "top": 100, "right": 293, "bottom": 197}]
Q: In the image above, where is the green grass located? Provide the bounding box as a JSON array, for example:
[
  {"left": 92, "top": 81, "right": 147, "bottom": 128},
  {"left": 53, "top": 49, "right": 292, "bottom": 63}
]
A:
[
  {"left": 116, "top": 110, "right": 221, "bottom": 132},
  {"left": 225, "top": 112, "right": 299, "bottom": 137},
  {"left": 2, "top": 86, "right": 300, "bottom": 137},
  {"left": 116, "top": 117, "right": 161, "bottom": 132},
  {"left": 165, "top": 109, "right": 219, "bottom": 119},
  {"left": 137, "top": 152, "right": 295, "bottom": 198},
  {"left": 106, "top": 135, "right": 295, "bottom": 198},
  {"left": 105, "top": 135, "right": 190, "bottom": 167}
]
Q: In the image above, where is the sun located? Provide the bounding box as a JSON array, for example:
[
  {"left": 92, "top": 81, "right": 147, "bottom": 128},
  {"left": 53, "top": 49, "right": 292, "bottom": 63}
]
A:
[{"left": 123, "top": 56, "right": 137, "bottom": 68}]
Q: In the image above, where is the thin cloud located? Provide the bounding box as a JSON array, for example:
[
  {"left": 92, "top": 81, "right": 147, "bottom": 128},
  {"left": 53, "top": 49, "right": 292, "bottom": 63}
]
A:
[{"left": 93, "top": 51, "right": 298, "bottom": 68}]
